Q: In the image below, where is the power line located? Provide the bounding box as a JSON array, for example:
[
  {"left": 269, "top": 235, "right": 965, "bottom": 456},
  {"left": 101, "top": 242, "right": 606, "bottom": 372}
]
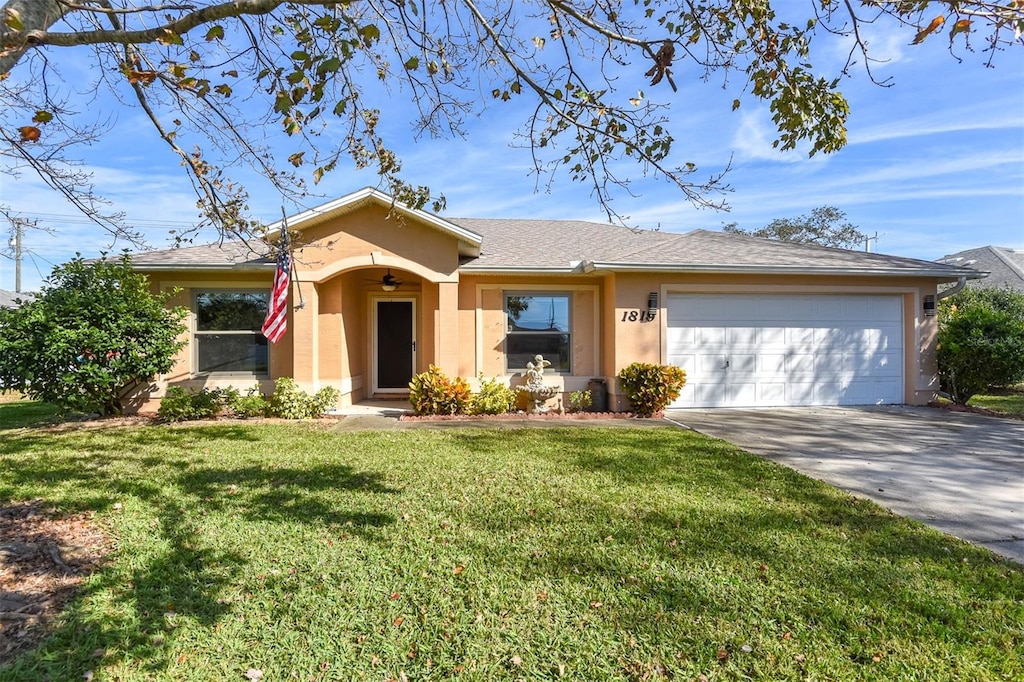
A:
[{"left": 5, "top": 210, "right": 202, "bottom": 231}]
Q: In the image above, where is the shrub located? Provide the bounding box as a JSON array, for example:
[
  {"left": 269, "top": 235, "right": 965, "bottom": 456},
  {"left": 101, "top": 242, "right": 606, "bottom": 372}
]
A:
[
  {"left": 157, "top": 386, "right": 224, "bottom": 422},
  {"left": 309, "top": 385, "right": 342, "bottom": 417},
  {"left": 267, "top": 377, "right": 340, "bottom": 419},
  {"left": 470, "top": 375, "right": 516, "bottom": 415},
  {"left": 226, "top": 385, "right": 270, "bottom": 419},
  {"left": 617, "top": 362, "right": 687, "bottom": 418},
  {"left": 157, "top": 386, "right": 200, "bottom": 422},
  {"left": 938, "top": 287, "right": 1024, "bottom": 404},
  {"left": 409, "top": 365, "right": 470, "bottom": 416},
  {"left": 568, "top": 389, "right": 592, "bottom": 413},
  {"left": 0, "top": 253, "right": 187, "bottom": 416}
]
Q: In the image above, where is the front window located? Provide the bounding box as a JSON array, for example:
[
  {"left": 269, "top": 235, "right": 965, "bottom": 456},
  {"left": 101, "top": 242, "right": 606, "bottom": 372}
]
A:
[
  {"left": 194, "top": 291, "right": 269, "bottom": 375},
  {"left": 505, "top": 293, "right": 571, "bottom": 372}
]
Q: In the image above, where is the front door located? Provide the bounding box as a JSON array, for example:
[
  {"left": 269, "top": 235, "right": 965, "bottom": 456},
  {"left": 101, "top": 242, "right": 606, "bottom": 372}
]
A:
[{"left": 374, "top": 299, "right": 415, "bottom": 392}]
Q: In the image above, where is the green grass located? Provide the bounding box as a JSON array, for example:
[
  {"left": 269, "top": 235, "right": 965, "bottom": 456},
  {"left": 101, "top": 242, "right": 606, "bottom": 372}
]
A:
[
  {"left": 970, "top": 386, "right": 1024, "bottom": 419},
  {"left": 0, "top": 397, "right": 61, "bottom": 429},
  {"left": 0, "top": 410, "right": 1021, "bottom": 680}
]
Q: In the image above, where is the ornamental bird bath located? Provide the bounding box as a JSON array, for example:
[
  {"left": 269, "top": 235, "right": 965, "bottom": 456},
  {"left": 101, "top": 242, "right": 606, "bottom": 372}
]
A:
[{"left": 516, "top": 354, "right": 559, "bottom": 414}]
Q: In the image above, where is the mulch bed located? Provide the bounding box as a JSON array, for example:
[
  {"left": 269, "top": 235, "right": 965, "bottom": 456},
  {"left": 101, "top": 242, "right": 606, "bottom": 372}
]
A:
[
  {"left": 0, "top": 500, "right": 112, "bottom": 665},
  {"left": 399, "top": 411, "right": 645, "bottom": 422},
  {"left": 927, "top": 400, "right": 1005, "bottom": 418}
]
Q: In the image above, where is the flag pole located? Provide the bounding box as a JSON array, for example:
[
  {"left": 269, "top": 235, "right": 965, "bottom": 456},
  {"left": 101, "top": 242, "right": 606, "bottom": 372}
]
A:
[{"left": 281, "top": 206, "right": 305, "bottom": 309}]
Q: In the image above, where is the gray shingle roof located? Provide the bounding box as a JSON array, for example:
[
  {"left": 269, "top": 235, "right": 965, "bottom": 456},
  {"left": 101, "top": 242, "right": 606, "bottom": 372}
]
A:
[
  {"left": 937, "top": 246, "right": 1024, "bottom": 291},
  {"left": 451, "top": 218, "right": 675, "bottom": 269},
  {"left": 128, "top": 241, "right": 272, "bottom": 269},
  {"left": 0, "top": 289, "right": 33, "bottom": 308},
  {"left": 595, "top": 229, "right": 972, "bottom": 276},
  {"left": 126, "top": 212, "right": 977, "bottom": 281}
]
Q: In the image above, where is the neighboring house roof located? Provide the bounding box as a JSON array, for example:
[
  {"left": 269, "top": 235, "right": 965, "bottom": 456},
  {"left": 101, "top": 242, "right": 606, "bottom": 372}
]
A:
[
  {"left": 936, "top": 246, "right": 1024, "bottom": 291},
  {"left": 127, "top": 192, "right": 982, "bottom": 282},
  {"left": 0, "top": 289, "right": 34, "bottom": 308}
]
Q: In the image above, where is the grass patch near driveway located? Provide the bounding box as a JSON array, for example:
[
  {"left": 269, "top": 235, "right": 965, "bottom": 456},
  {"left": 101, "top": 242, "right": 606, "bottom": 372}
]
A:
[
  {"left": 970, "top": 385, "right": 1024, "bottom": 419},
  {"left": 1, "top": 419, "right": 1021, "bottom": 680}
]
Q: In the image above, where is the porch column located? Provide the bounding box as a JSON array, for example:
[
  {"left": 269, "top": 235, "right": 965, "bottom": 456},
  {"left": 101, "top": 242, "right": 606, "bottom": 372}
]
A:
[
  {"left": 289, "top": 280, "right": 319, "bottom": 387},
  {"left": 435, "top": 280, "right": 459, "bottom": 375}
]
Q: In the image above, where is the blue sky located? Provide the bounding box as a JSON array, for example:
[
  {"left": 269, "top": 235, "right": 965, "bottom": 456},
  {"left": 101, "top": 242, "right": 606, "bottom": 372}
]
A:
[{"left": 1, "top": 15, "right": 1022, "bottom": 293}]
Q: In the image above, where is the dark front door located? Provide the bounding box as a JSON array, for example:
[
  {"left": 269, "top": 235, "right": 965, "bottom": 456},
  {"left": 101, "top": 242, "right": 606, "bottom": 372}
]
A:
[{"left": 376, "top": 300, "right": 414, "bottom": 390}]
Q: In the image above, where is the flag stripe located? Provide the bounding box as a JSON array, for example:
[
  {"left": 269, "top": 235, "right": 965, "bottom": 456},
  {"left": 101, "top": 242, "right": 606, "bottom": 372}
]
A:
[{"left": 262, "top": 251, "right": 290, "bottom": 344}]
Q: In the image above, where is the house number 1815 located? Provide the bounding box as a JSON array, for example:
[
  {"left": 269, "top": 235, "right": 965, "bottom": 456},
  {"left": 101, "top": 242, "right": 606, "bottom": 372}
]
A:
[{"left": 621, "top": 310, "right": 656, "bottom": 322}]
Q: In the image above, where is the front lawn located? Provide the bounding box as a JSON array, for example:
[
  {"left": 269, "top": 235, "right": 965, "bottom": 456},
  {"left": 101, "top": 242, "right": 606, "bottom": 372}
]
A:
[{"left": 1, "top": 416, "right": 1021, "bottom": 680}]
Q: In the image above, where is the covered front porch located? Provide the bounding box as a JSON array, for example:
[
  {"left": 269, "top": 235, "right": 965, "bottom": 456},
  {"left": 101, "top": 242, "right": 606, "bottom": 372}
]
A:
[{"left": 286, "top": 257, "right": 461, "bottom": 407}]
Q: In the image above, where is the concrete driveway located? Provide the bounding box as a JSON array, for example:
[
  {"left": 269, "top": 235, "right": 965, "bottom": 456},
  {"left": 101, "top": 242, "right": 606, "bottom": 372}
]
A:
[{"left": 664, "top": 406, "right": 1024, "bottom": 564}]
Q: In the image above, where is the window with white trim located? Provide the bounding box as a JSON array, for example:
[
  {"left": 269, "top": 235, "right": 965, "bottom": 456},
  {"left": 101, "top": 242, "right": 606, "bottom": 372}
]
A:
[
  {"left": 194, "top": 291, "right": 269, "bottom": 375},
  {"left": 505, "top": 293, "right": 571, "bottom": 372}
]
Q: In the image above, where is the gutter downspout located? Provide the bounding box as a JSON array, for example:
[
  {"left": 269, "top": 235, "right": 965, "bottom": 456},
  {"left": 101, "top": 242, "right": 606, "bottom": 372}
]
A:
[{"left": 936, "top": 276, "right": 967, "bottom": 300}]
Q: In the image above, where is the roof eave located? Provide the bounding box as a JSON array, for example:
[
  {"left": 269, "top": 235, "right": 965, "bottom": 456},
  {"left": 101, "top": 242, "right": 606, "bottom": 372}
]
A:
[
  {"left": 132, "top": 263, "right": 275, "bottom": 271},
  {"left": 459, "top": 264, "right": 588, "bottom": 275},
  {"left": 583, "top": 261, "right": 986, "bottom": 279}
]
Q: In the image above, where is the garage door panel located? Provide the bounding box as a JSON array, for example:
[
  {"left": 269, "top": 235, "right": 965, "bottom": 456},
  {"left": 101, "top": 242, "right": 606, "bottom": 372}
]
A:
[
  {"left": 759, "top": 353, "right": 787, "bottom": 374},
  {"left": 844, "top": 351, "right": 901, "bottom": 374},
  {"left": 666, "top": 294, "right": 904, "bottom": 408},
  {"left": 788, "top": 354, "right": 816, "bottom": 374},
  {"left": 730, "top": 382, "right": 757, "bottom": 404},
  {"left": 667, "top": 327, "right": 696, "bottom": 345},
  {"left": 787, "top": 328, "right": 816, "bottom": 347},
  {"left": 730, "top": 354, "right": 757, "bottom": 373},
  {"left": 697, "top": 327, "right": 727, "bottom": 344},
  {"left": 699, "top": 354, "right": 728, "bottom": 373},
  {"left": 674, "top": 383, "right": 696, "bottom": 406},
  {"left": 786, "top": 383, "right": 817, "bottom": 405},
  {"left": 667, "top": 350, "right": 700, "bottom": 372},
  {"left": 727, "top": 327, "right": 759, "bottom": 344},
  {"left": 696, "top": 383, "right": 726, "bottom": 405},
  {"left": 758, "top": 383, "right": 786, "bottom": 403}
]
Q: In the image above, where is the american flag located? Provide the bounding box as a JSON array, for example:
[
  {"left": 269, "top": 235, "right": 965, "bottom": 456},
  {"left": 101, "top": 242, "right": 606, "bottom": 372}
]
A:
[{"left": 262, "top": 245, "right": 290, "bottom": 344}]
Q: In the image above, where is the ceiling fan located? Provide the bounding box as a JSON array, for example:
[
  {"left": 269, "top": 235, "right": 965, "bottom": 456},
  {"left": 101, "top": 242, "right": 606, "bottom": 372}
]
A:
[{"left": 366, "top": 268, "right": 404, "bottom": 291}]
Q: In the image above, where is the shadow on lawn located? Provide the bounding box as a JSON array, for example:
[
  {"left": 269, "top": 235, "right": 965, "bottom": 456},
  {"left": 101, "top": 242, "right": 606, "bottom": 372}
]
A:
[
  {"left": 176, "top": 462, "right": 398, "bottom": 530},
  {"left": 0, "top": 429, "right": 398, "bottom": 678},
  {"left": 441, "top": 427, "right": 1020, "bottom": 655}
]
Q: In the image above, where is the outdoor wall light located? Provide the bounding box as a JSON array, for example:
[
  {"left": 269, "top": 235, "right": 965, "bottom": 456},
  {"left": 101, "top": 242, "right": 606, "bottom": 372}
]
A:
[
  {"left": 647, "top": 291, "right": 659, "bottom": 315},
  {"left": 923, "top": 294, "right": 936, "bottom": 317}
]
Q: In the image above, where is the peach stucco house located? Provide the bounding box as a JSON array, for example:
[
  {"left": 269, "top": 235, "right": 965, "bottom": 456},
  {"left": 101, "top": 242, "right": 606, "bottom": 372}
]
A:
[{"left": 130, "top": 187, "right": 981, "bottom": 411}]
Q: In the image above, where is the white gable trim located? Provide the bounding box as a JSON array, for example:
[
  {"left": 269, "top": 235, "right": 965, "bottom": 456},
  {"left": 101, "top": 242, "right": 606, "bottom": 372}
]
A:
[{"left": 266, "top": 187, "right": 482, "bottom": 256}]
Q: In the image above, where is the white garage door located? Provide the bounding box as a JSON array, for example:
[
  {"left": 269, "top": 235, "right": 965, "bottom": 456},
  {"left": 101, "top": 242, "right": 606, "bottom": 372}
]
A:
[{"left": 667, "top": 294, "right": 904, "bottom": 408}]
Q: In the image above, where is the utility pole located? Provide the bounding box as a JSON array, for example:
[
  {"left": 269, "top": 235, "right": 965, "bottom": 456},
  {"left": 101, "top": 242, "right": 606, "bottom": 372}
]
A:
[
  {"left": 864, "top": 232, "right": 879, "bottom": 253},
  {"left": 9, "top": 218, "right": 23, "bottom": 293}
]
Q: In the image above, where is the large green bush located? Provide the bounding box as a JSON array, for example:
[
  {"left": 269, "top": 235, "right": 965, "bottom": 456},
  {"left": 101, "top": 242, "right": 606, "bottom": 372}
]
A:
[
  {"left": 617, "top": 362, "right": 687, "bottom": 418},
  {"left": 0, "top": 253, "right": 187, "bottom": 416},
  {"left": 409, "top": 365, "right": 470, "bottom": 416},
  {"left": 938, "top": 287, "right": 1024, "bottom": 404}
]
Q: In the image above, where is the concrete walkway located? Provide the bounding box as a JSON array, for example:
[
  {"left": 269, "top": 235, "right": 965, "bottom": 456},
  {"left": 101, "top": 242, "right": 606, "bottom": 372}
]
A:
[{"left": 664, "top": 405, "right": 1024, "bottom": 564}]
